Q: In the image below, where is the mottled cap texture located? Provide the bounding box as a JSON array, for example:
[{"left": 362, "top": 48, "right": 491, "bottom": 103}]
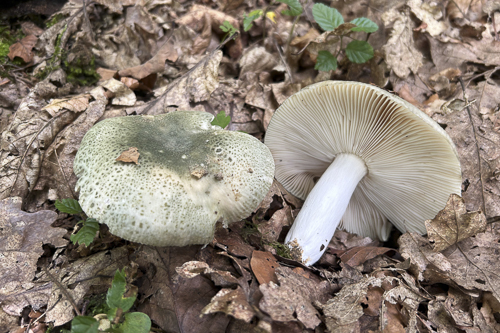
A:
[
  {"left": 265, "top": 81, "right": 462, "bottom": 239},
  {"left": 74, "top": 111, "right": 275, "bottom": 246}
]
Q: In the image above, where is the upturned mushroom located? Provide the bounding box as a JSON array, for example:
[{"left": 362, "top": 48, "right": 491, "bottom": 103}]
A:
[
  {"left": 265, "top": 81, "right": 462, "bottom": 265},
  {"left": 74, "top": 111, "right": 275, "bottom": 246}
]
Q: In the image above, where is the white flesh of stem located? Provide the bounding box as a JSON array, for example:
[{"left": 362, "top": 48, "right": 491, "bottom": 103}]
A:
[{"left": 285, "top": 153, "right": 367, "bottom": 265}]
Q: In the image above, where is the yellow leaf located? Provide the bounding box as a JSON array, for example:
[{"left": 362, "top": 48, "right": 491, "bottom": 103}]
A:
[{"left": 266, "top": 12, "right": 277, "bottom": 23}]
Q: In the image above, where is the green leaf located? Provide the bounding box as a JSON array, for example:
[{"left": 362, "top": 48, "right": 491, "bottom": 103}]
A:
[
  {"left": 312, "top": 3, "right": 343, "bottom": 31},
  {"left": 70, "top": 218, "right": 99, "bottom": 247},
  {"left": 243, "top": 10, "right": 263, "bottom": 31},
  {"left": 117, "top": 312, "right": 152, "bottom": 333},
  {"left": 220, "top": 20, "right": 238, "bottom": 35},
  {"left": 345, "top": 40, "right": 374, "bottom": 63},
  {"left": 350, "top": 17, "right": 378, "bottom": 33},
  {"left": 211, "top": 111, "right": 231, "bottom": 129},
  {"left": 70, "top": 316, "right": 99, "bottom": 333},
  {"left": 315, "top": 51, "right": 338, "bottom": 71},
  {"left": 276, "top": 0, "right": 303, "bottom": 16},
  {"left": 107, "top": 269, "right": 136, "bottom": 313},
  {"left": 55, "top": 198, "right": 82, "bottom": 214}
]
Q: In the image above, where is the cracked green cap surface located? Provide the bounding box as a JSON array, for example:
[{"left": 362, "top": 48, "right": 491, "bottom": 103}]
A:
[{"left": 74, "top": 111, "right": 275, "bottom": 246}]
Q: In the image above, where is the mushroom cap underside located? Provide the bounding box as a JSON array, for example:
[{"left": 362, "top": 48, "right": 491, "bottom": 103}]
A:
[
  {"left": 74, "top": 111, "right": 275, "bottom": 246},
  {"left": 265, "top": 81, "right": 462, "bottom": 237}
]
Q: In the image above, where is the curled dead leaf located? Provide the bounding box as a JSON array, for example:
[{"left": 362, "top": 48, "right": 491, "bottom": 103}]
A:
[{"left": 116, "top": 147, "right": 140, "bottom": 164}]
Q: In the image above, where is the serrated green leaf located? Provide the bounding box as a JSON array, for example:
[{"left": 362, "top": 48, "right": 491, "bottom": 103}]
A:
[
  {"left": 315, "top": 51, "right": 338, "bottom": 71},
  {"left": 211, "top": 110, "right": 231, "bottom": 129},
  {"left": 117, "top": 312, "right": 152, "bottom": 333},
  {"left": 55, "top": 198, "right": 82, "bottom": 214},
  {"left": 312, "top": 3, "right": 343, "bottom": 31},
  {"left": 70, "top": 219, "right": 99, "bottom": 247},
  {"left": 107, "top": 269, "right": 136, "bottom": 313},
  {"left": 70, "top": 316, "right": 99, "bottom": 333},
  {"left": 350, "top": 17, "right": 378, "bottom": 33},
  {"left": 276, "top": 0, "right": 303, "bottom": 16},
  {"left": 243, "top": 10, "right": 263, "bottom": 31},
  {"left": 345, "top": 40, "right": 374, "bottom": 63}
]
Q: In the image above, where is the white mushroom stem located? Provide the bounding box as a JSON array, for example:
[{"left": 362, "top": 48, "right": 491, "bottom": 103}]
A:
[{"left": 285, "top": 153, "right": 367, "bottom": 265}]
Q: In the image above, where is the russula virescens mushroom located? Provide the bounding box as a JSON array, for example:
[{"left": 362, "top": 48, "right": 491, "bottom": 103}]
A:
[
  {"left": 265, "top": 81, "right": 462, "bottom": 265},
  {"left": 74, "top": 111, "right": 275, "bottom": 246}
]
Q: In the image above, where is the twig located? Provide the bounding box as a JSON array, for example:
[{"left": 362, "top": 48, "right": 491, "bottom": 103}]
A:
[
  {"left": 273, "top": 37, "right": 293, "bottom": 83},
  {"left": 42, "top": 266, "right": 82, "bottom": 316}
]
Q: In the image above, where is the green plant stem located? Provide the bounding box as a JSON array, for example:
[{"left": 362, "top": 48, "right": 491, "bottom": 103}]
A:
[{"left": 335, "top": 36, "right": 343, "bottom": 59}]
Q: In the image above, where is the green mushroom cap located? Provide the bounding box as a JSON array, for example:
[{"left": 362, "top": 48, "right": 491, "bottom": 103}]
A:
[{"left": 74, "top": 111, "right": 275, "bottom": 246}]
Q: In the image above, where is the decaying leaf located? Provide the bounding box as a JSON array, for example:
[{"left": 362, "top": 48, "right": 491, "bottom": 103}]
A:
[
  {"left": 0, "top": 197, "right": 66, "bottom": 316},
  {"left": 329, "top": 246, "right": 394, "bottom": 267},
  {"left": 8, "top": 35, "right": 38, "bottom": 63},
  {"left": 381, "top": 11, "right": 423, "bottom": 79},
  {"left": 201, "top": 286, "right": 256, "bottom": 323},
  {"left": 250, "top": 251, "right": 279, "bottom": 285},
  {"left": 425, "top": 194, "right": 487, "bottom": 252},
  {"left": 45, "top": 247, "right": 130, "bottom": 325},
  {"left": 116, "top": 147, "right": 140, "bottom": 164},
  {"left": 400, "top": 223, "right": 500, "bottom": 303},
  {"left": 101, "top": 78, "right": 136, "bottom": 106},
  {"left": 42, "top": 94, "right": 91, "bottom": 116},
  {"left": 0, "top": 83, "right": 82, "bottom": 201},
  {"left": 259, "top": 266, "right": 330, "bottom": 329},
  {"left": 152, "top": 51, "right": 223, "bottom": 111}
]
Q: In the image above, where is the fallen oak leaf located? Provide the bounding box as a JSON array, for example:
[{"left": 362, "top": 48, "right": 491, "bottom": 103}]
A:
[
  {"left": 201, "top": 286, "right": 256, "bottom": 323},
  {"left": 116, "top": 147, "right": 140, "bottom": 164},
  {"left": 8, "top": 35, "right": 38, "bottom": 63},
  {"left": 250, "top": 250, "right": 279, "bottom": 285},
  {"left": 425, "top": 194, "right": 487, "bottom": 252},
  {"left": 328, "top": 245, "right": 395, "bottom": 267}
]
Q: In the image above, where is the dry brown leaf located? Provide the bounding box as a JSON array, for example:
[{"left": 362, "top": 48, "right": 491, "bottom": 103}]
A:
[
  {"left": 381, "top": 11, "right": 423, "bottom": 79},
  {"left": 8, "top": 35, "right": 38, "bottom": 63},
  {"left": 214, "top": 225, "right": 255, "bottom": 259},
  {"left": 101, "top": 78, "right": 136, "bottom": 106},
  {"left": 259, "top": 266, "right": 330, "bottom": 329},
  {"left": 96, "top": 68, "right": 118, "bottom": 81},
  {"left": 176, "top": 261, "right": 240, "bottom": 287},
  {"left": 425, "top": 194, "right": 487, "bottom": 252},
  {"left": 329, "top": 246, "right": 394, "bottom": 267},
  {"left": 258, "top": 206, "right": 292, "bottom": 244},
  {"left": 400, "top": 223, "right": 500, "bottom": 304},
  {"left": 118, "top": 40, "right": 178, "bottom": 80},
  {"left": 290, "top": 28, "right": 320, "bottom": 49},
  {"left": 116, "top": 147, "right": 140, "bottom": 164},
  {"left": 0, "top": 82, "right": 81, "bottom": 201},
  {"left": 152, "top": 51, "right": 222, "bottom": 111},
  {"left": 45, "top": 247, "right": 130, "bottom": 325},
  {"left": 33, "top": 100, "right": 106, "bottom": 201},
  {"left": 201, "top": 286, "right": 256, "bottom": 322},
  {"left": 21, "top": 22, "right": 44, "bottom": 36},
  {"left": 432, "top": 81, "right": 500, "bottom": 219},
  {"left": 250, "top": 251, "right": 279, "bottom": 285},
  {"left": 240, "top": 47, "right": 278, "bottom": 77},
  {"left": 0, "top": 197, "right": 66, "bottom": 316},
  {"left": 135, "top": 246, "right": 231, "bottom": 332},
  {"left": 42, "top": 94, "right": 91, "bottom": 116}
]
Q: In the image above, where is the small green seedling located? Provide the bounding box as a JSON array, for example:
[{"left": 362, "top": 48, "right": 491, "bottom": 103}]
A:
[
  {"left": 220, "top": 20, "right": 238, "bottom": 42},
  {"left": 70, "top": 269, "right": 151, "bottom": 333},
  {"left": 312, "top": 3, "right": 378, "bottom": 71},
  {"left": 211, "top": 110, "right": 231, "bottom": 129},
  {"left": 56, "top": 198, "right": 99, "bottom": 247}
]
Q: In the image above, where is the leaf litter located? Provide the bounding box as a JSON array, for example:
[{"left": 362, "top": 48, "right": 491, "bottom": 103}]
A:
[{"left": 0, "top": 0, "right": 500, "bottom": 332}]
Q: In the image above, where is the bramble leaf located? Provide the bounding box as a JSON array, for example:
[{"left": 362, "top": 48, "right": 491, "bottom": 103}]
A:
[
  {"left": 211, "top": 110, "right": 231, "bottom": 129},
  {"left": 107, "top": 269, "right": 136, "bottom": 313},
  {"left": 70, "top": 218, "right": 99, "bottom": 247},
  {"left": 118, "top": 312, "right": 152, "bottom": 333},
  {"left": 350, "top": 17, "right": 378, "bottom": 33},
  {"left": 55, "top": 198, "right": 82, "bottom": 214},
  {"left": 220, "top": 20, "right": 238, "bottom": 41},
  {"left": 70, "top": 316, "right": 99, "bottom": 333},
  {"left": 315, "top": 51, "right": 338, "bottom": 71},
  {"left": 345, "top": 40, "right": 374, "bottom": 63},
  {"left": 312, "top": 4, "right": 343, "bottom": 31},
  {"left": 276, "top": 0, "right": 303, "bottom": 16}
]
